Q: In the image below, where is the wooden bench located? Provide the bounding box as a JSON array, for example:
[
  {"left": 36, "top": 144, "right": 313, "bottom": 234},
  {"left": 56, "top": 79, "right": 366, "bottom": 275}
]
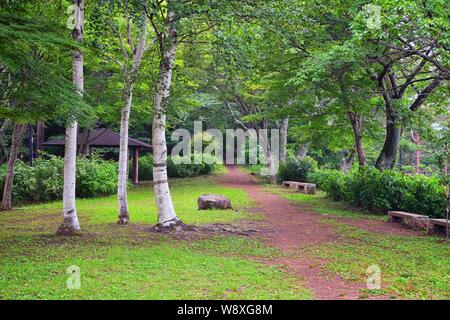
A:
[
  {"left": 388, "top": 211, "right": 429, "bottom": 230},
  {"left": 282, "top": 181, "right": 317, "bottom": 194},
  {"left": 429, "top": 219, "right": 450, "bottom": 235}
]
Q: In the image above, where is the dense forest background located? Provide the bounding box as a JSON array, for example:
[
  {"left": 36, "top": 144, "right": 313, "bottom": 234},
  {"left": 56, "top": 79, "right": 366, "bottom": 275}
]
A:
[{"left": 0, "top": 0, "right": 448, "bottom": 173}]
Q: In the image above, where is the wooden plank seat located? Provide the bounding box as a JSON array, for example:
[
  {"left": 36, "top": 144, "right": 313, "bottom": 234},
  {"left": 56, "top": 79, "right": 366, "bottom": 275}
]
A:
[
  {"left": 282, "top": 181, "right": 316, "bottom": 194},
  {"left": 429, "top": 219, "right": 450, "bottom": 234},
  {"left": 388, "top": 211, "right": 429, "bottom": 230}
]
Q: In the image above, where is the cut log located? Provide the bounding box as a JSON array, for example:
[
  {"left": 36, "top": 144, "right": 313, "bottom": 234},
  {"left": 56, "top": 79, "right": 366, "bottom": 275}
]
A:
[{"left": 198, "top": 194, "right": 232, "bottom": 210}]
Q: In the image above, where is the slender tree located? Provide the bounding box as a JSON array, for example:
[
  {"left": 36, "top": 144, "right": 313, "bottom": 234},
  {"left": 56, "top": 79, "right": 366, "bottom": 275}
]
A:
[
  {"left": 148, "top": 0, "right": 184, "bottom": 230},
  {"left": 1, "top": 123, "right": 26, "bottom": 211},
  {"left": 116, "top": 12, "right": 148, "bottom": 225},
  {"left": 57, "top": 0, "right": 84, "bottom": 235}
]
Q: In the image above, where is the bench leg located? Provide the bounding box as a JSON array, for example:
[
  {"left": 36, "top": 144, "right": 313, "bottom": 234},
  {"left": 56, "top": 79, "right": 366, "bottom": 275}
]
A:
[
  {"left": 411, "top": 217, "right": 429, "bottom": 231},
  {"left": 428, "top": 224, "right": 448, "bottom": 235},
  {"left": 389, "top": 216, "right": 403, "bottom": 223}
]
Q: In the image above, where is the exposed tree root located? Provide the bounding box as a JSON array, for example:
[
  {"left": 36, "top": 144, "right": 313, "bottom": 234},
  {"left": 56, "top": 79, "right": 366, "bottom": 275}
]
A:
[
  {"left": 201, "top": 223, "right": 259, "bottom": 236},
  {"left": 117, "top": 216, "right": 130, "bottom": 225},
  {"left": 56, "top": 223, "right": 80, "bottom": 236},
  {"left": 150, "top": 217, "right": 198, "bottom": 233}
]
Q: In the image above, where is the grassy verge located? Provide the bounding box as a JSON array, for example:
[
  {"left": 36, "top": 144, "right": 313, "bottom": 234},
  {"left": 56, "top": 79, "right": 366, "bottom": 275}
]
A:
[
  {"left": 263, "top": 185, "right": 449, "bottom": 299},
  {"left": 9, "top": 173, "right": 257, "bottom": 231},
  {"left": 0, "top": 173, "right": 311, "bottom": 300},
  {"left": 306, "top": 220, "right": 449, "bottom": 299},
  {"left": 0, "top": 234, "right": 311, "bottom": 299}
]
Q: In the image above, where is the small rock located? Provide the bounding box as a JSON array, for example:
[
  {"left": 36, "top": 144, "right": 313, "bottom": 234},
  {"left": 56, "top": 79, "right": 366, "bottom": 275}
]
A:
[{"left": 198, "top": 194, "right": 232, "bottom": 210}]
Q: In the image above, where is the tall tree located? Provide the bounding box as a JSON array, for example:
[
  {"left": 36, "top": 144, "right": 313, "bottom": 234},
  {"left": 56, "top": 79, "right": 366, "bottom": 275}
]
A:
[
  {"left": 117, "top": 12, "right": 148, "bottom": 225},
  {"left": 57, "top": 0, "right": 84, "bottom": 235},
  {"left": 0, "top": 5, "right": 91, "bottom": 211},
  {"left": 148, "top": 0, "right": 184, "bottom": 229},
  {"left": 351, "top": 0, "right": 450, "bottom": 169},
  {"left": 90, "top": 1, "right": 150, "bottom": 225}
]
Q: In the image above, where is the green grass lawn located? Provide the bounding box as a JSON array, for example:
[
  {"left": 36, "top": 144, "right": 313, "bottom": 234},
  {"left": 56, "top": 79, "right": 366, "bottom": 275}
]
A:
[
  {"left": 306, "top": 220, "right": 450, "bottom": 300},
  {"left": 2, "top": 170, "right": 448, "bottom": 300},
  {"left": 264, "top": 185, "right": 449, "bottom": 300},
  {"left": 0, "top": 170, "right": 311, "bottom": 300}
]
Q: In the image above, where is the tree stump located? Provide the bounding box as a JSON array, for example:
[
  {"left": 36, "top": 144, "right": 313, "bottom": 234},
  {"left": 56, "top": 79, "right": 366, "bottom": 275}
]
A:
[{"left": 198, "top": 194, "right": 232, "bottom": 210}]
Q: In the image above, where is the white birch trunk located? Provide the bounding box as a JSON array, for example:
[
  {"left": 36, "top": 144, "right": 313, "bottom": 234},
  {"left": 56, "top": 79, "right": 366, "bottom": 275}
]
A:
[
  {"left": 116, "top": 13, "right": 147, "bottom": 224},
  {"left": 117, "top": 87, "right": 132, "bottom": 224},
  {"left": 152, "top": 5, "right": 183, "bottom": 230},
  {"left": 57, "top": 0, "right": 83, "bottom": 235}
]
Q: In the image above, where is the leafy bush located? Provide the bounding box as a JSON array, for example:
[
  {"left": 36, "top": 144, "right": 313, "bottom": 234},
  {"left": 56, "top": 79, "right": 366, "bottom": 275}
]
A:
[
  {"left": 0, "top": 156, "right": 117, "bottom": 204},
  {"left": 1, "top": 152, "right": 218, "bottom": 205},
  {"left": 307, "top": 167, "right": 448, "bottom": 218},
  {"left": 247, "top": 164, "right": 264, "bottom": 175},
  {"left": 76, "top": 157, "right": 118, "bottom": 198},
  {"left": 168, "top": 154, "right": 217, "bottom": 178},
  {"left": 278, "top": 156, "right": 318, "bottom": 182},
  {"left": 133, "top": 154, "right": 217, "bottom": 180},
  {"left": 307, "top": 169, "right": 347, "bottom": 201},
  {"left": 134, "top": 155, "right": 153, "bottom": 181}
]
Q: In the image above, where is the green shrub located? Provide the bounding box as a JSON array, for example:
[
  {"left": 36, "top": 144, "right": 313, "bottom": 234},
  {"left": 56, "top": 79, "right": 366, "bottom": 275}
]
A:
[
  {"left": 133, "top": 154, "right": 217, "bottom": 180},
  {"left": 247, "top": 164, "right": 264, "bottom": 175},
  {"left": 307, "top": 169, "right": 347, "bottom": 201},
  {"left": 134, "top": 155, "right": 153, "bottom": 181},
  {"left": 0, "top": 152, "right": 218, "bottom": 205},
  {"left": 308, "top": 167, "right": 448, "bottom": 218},
  {"left": 32, "top": 156, "right": 65, "bottom": 202},
  {"left": 278, "top": 156, "right": 318, "bottom": 182},
  {"left": 0, "top": 156, "right": 117, "bottom": 204},
  {"left": 76, "top": 157, "right": 118, "bottom": 198},
  {"left": 168, "top": 154, "right": 217, "bottom": 178}
]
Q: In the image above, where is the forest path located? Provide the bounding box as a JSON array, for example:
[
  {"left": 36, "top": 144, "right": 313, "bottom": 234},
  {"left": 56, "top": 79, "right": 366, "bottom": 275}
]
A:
[{"left": 218, "top": 166, "right": 379, "bottom": 300}]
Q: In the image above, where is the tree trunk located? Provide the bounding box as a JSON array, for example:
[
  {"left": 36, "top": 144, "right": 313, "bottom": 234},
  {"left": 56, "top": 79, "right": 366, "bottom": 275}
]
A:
[
  {"left": 117, "top": 85, "right": 133, "bottom": 224},
  {"left": 339, "top": 149, "right": 355, "bottom": 172},
  {"left": 27, "top": 124, "right": 33, "bottom": 166},
  {"left": 375, "top": 105, "right": 402, "bottom": 170},
  {"left": 279, "top": 117, "right": 289, "bottom": 163},
  {"left": 116, "top": 12, "right": 147, "bottom": 225},
  {"left": 0, "top": 120, "right": 11, "bottom": 162},
  {"left": 36, "top": 121, "right": 45, "bottom": 156},
  {"left": 57, "top": 0, "right": 83, "bottom": 235},
  {"left": 296, "top": 142, "right": 310, "bottom": 158},
  {"left": 375, "top": 75, "right": 402, "bottom": 170},
  {"left": 338, "top": 76, "right": 366, "bottom": 167},
  {"left": 348, "top": 113, "right": 366, "bottom": 167},
  {"left": 1, "top": 123, "right": 26, "bottom": 211},
  {"left": 152, "top": 3, "right": 184, "bottom": 230},
  {"left": 78, "top": 129, "right": 91, "bottom": 155}
]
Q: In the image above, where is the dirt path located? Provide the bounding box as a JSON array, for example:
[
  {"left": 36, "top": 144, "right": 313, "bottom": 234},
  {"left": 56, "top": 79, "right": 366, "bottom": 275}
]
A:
[{"left": 218, "top": 166, "right": 379, "bottom": 300}]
